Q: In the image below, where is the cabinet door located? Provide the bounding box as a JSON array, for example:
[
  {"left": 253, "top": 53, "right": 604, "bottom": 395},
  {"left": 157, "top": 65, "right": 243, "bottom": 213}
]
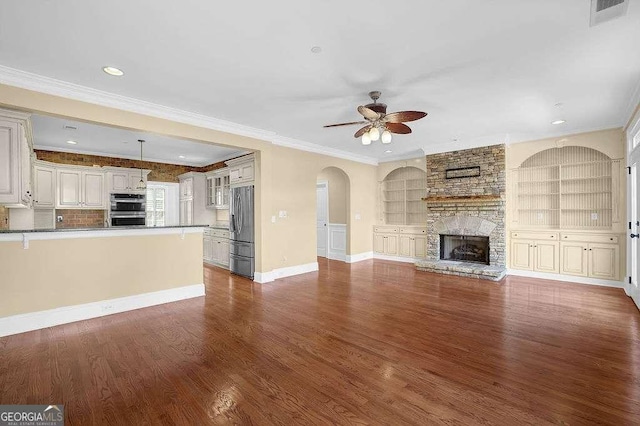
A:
[
  {"left": 211, "top": 239, "right": 221, "bottom": 264},
  {"left": 83, "top": 172, "right": 105, "bottom": 208},
  {"left": 57, "top": 170, "right": 82, "bottom": 207},
  {"left": 510, "top": 240, "right": 533, "bottom": 270},
  {"left": 20, "top": 128, "right": 31, "bottom": 205},
  {"left": 184, "top": 178, "right": 193, "bottom": 198},
  {"left": 184, "top": 199, "right": 193, "bottom": 225},
  {"left": 0, "top": 120, "right": 20, "bottom": 204},
  {"left": 535, "top": 241, "right": 559, "bottom": 273},
  {"left": 560, "top": 242, "right": 588, "bottom": 277},
  {"left": 229, "top": 167, "right": 241, "bottom": 183},
  {"left": 385, "top": 235, "right": 398, "bottom": 255},
  {"left": 240, "top": 163, "right": 254, "bottom": 182},
  {"left": 34, "top": 166, "right": 55, "bottom": 208},
  {"left": 414, "top": 235, "right": 427, "bottom": 258},
  {"left": 203, "top": 236, "right": 212, "bottom": 262},
  {"left": 220, "top": 240, "right": 230, "bottom": 267},
  {"left": 129, "top": 172, "right": 144, "bottom": 191},
  {"left": 589, "top": 243, "right": 619, "bottom": 280},
  {"left": 399, "top": 235, "right": 413, "bottom": 257},
  {"left": 373, "top": 233, "right": 385, "bottom": 254},
  {"left": 110, "top": 172, "right": 129, "bottom": 191}
]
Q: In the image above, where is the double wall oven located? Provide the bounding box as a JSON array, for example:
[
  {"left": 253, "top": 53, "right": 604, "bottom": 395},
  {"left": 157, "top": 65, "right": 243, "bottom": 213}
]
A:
[{"left": 110, "top": 193, "right": 146, "bottom": 226}]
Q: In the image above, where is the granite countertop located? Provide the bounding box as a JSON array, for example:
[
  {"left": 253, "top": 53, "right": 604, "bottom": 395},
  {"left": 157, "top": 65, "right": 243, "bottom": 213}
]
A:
[
  {"left": 0, "top": 225, "right": 209, "bottom": 234},
  {"left": 209, "top": 224, "right": 230, "bottom": 230}
]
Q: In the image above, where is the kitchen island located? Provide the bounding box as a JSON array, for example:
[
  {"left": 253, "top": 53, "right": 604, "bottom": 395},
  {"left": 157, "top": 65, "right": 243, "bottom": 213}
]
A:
[{"left": 0, "top": 225, "right": 207, "bottom": 337}]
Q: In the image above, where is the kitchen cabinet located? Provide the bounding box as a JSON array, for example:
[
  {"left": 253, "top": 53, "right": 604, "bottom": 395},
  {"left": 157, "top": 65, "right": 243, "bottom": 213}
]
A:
[
  {"left": 56, "top": 167, "right": 106, "bottom": 209},
  {"left": 0, "top": 110, "right": 33, "bottom": 208},
  {"left": 510, "top": 232, "right": 559, "bottom": 273},
  {"left": 178, "top": 172, "right": 214, "bottom": 226},
  {"left": 203, "top": 228, "right": 230, "bottom": 268},
  {"left": 559, "top": 234, "right": 620, "bottom": 280},
  {"left": 206, "top": 168, "right": 230, "bottom": 209},
  {"left": 105, "top": 168, "right": 150, "bottom": 192},
  {"left": 225, "top": 154, "right": 255, "bottom": 187},
  {"left": 34, "top": 162, "right": 56, "bottom": 208}
]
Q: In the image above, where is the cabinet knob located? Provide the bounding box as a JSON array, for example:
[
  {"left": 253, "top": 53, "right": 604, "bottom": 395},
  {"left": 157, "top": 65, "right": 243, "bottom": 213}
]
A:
[
  {"left": 589, "top": 249, "right": 592, "bottom": 251},
  {"left": 584, "top": 248, "right": 587, "bottom": 251}
]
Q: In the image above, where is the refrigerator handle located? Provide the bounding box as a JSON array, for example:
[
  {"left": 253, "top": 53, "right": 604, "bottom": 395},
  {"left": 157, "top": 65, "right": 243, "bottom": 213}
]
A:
[
  {"left": 237, "top": 190, "right": 243, "bottom": 234},
  {"left": 230, "top": 214, "right": 236, "bottom": 232}
]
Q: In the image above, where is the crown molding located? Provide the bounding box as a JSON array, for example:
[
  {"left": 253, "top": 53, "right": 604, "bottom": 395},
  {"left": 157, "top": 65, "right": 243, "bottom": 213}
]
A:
[
  {"left": 624, "top": 76, "right": 640, "bottom": 131},
  {"left": 0, "top": 65, "right": 380, "bottom": 166},
  {"left": 270, "top": 135, "right": 378, "bottom": 165}
]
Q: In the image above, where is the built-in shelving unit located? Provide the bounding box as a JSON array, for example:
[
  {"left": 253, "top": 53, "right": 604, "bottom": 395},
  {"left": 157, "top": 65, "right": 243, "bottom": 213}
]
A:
[
  {"left": 380, "top": 167, "right": 427, "bottom": 225},
  {"left": 514, "top": 147, "right": 618, "bottom": 229}
]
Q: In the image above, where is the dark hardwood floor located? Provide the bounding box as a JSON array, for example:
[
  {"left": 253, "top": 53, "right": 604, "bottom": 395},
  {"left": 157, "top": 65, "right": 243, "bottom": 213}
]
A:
[{"left": 1, "top": 258, "right": 639, "bottom": 425}]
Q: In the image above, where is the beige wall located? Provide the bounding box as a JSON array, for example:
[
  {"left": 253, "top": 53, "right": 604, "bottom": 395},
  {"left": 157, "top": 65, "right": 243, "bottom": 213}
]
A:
[
  {"left": 317, "top": 167, "right": 349, "bottom": 224},
  {"left": 0, "top": 232, "right": 202, "bottom": 317},
  {"left": 0, "top": 84, "right": 377, "bottom": 275}
]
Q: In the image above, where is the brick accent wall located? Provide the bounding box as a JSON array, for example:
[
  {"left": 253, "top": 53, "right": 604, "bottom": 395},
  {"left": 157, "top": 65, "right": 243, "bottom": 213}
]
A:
[
  {"left": 425, "top": 144, "right": 506, "bottom": 267},
  {"left": 55, "top": 209, "right": 106, "bottom": 229},
  {"left": 34, "top": 150, "right": 226, "bottom": 183}
]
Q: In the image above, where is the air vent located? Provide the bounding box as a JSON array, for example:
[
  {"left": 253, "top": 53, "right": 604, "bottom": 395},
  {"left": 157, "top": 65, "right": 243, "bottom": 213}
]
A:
[
  {"left": 63, "top": 125, "right": 77, "bottom": 130},
  {"left": 590, "top": 0, "right": 628, "bottom": 26}
]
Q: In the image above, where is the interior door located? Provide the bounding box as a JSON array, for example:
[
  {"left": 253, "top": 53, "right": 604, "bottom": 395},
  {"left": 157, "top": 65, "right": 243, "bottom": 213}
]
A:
[
  {"left": 316, "top": 182, "right": 328, "bottom": 257},
  {"left": 629, "top": 161, "right": 639, "bottom": 308}
]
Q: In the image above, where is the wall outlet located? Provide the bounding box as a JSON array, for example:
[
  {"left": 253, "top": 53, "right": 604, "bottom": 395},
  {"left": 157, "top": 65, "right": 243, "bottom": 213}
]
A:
[
  {"left": 271, "top": 215, "right": 276, "bottom": 223},
  {"left": 591, "top": 212, "right": 598, "bottom": 220},
  {"left": 279, "top": 210, "right": 288, "bottom": 218},
  {"left": 56, "top": 215, "right": 63, "bottom": 223},
  {"left": 355, "top": 213, "right": 361, "bottom": 220}
]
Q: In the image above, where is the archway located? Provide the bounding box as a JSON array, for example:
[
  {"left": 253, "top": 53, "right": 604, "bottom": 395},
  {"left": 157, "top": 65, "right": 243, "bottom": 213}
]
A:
[{"left": 316, "top": 167, "right": 350, "bottom": 262}]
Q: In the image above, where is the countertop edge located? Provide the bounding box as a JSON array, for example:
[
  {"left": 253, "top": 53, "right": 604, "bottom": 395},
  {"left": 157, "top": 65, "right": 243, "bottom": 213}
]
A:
[{"left": 0, "top": 225, "right": 208, "bottom": 242}]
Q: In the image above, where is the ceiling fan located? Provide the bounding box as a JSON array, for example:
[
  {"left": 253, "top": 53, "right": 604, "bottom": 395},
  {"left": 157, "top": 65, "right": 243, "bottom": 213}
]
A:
[{"left": 323, "top": 91, "right": 427, "bottom": 145}]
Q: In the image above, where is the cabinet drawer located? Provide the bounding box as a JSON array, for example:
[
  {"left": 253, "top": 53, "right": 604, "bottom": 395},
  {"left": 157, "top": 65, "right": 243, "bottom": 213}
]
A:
[
  {"left": 399, "top": 227, "right": 427, "bottom": 235},
  {"left": 203, "top": 229, "right": 213, "bottom": 236},
  {"left": 212, "top": 229, "right": 229, "bottom": 238},
  {"left": 374, "top": 226, "right": 398, "bottom": 233},
  {"left": 561, "top": 234, "right": 619, "bottom": 244},
  {"left": 511, "top": 231, "right": 558, "bottom": 240}
]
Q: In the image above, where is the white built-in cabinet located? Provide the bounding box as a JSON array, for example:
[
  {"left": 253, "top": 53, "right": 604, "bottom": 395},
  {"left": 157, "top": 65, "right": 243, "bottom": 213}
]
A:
[
  {"left": 510, "top": 232, "right": 559, "bottom": 273},
  {"left": 34, "top": 162, "right": 56, "bottom": 208},
  {"left": 178, "top": 172, "right": 213, "bottom": 225},
  {"left": 104, "top": 168, "right": 150, "bottom": 192},
  {"left": 203, "top": 228, "right": 230, "bottom": 268},
  {"left": 56, "top": 167, "right": 106, "bottom": 209},
  {"left": 226, "top": 154, "right": 255, "bottom": 187},
  {"left": 206, "top": 168, "right": 230, "bottom": 209},
  {"left": 0, "top": 109, "right": 33, "bottom": 208},
  {"left": 373, "top": 226, "right": 427, "bottom": 259},
  {"left": 559, "top": 234, "right": 620, "bottom": 280}
]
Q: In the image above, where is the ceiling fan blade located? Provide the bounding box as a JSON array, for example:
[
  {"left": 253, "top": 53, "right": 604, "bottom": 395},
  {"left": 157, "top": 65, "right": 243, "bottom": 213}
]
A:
[
  {"left": 386, "top": 122, "right": 412, "bottom": 134},
  {"left": 323, "top": 120, "right": 368, "bottom": 128},
  {"left": 354, "top": 125, "right": 372, "bottom": 138},
  {"left": 357, "top": 106, "right": 380, "bottom": 120},
  {"left": 384, "top": 111, "right": 427, "bottom": 123}
]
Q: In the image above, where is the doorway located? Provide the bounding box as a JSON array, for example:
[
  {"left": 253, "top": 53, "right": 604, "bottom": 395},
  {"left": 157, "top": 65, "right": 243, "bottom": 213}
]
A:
[
  {"left": 316, "top": 182, "right": 328, "bottom": 257},
  {"left": 628, "top": 118, "right": 640, "bottom": 309}
]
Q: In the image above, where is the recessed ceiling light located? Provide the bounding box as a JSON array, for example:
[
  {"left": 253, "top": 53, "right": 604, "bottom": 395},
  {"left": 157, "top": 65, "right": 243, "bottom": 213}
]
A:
[
  {"left": 310, "top": 46, "right": 322, "bottom": 54},
  {"left": 554, "top": 102, "right": 563, "bottom": 107},
  {"left": 384, "top": 150, "right": 392, "bottom": 153},
  {"left": 179, "top": 155, "right": 186, "bottom": 159},
  {"left": 66, "top": 140, "right": 77, "bottom": 145},
  {"left": 551, "top": 120, "right": 566, "bottom": 125},
  {"left": 102, "top": 66, "right": 124, "bottom": 76}
]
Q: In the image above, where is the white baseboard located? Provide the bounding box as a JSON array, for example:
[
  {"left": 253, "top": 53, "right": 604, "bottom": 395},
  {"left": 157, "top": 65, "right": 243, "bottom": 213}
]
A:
[
  {"left": 506, "top": 269, "right": 624, "bottom": 289},
  {"left": 327, "top": 253, "right": 346, "bottom": 262},
  {"left": 373, "top": 253, "right": 418, "bottom": 263},
  {"left": 254, "top": 262, "right": 319, "bottom": 284},
  {"left": 0, "top": 284, "right": 205, "bottom": 337},
  {"left": 346, "top": 251, "right": 374, "bottom": 263}
]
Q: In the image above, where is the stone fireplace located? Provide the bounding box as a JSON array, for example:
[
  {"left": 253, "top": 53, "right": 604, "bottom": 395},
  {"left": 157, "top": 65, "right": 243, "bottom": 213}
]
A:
[{"left": 415, "top": 144, "right": 506, "bottom": 281}]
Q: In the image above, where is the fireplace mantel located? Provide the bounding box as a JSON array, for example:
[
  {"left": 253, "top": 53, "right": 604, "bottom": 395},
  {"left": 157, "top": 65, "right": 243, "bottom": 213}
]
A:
[{"left": 422, "top": 195, "right": 503, "bottom": 203}]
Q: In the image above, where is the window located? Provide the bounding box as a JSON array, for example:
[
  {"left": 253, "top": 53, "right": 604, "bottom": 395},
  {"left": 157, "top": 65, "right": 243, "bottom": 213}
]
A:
[{"left": 146, "top": 187, "right": 165, "bottom": 227}]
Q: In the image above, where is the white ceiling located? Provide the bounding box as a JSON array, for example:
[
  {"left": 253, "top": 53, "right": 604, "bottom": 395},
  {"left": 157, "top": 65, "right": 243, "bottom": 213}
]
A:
[
  {"left": 1, "top": 0, "right": 640, "bottom": 162},
  {"left": 30, "top": 114, "right": 247, "bottom": 167}
]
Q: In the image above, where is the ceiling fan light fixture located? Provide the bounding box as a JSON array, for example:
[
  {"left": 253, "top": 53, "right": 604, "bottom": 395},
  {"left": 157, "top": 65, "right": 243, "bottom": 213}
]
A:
[
  {"left": 369, "top": 127, "right": 380, "bottom": 141},
  {"left": 381, "top": 130, "right": 392, "bottom": 144},
  {"left": 362, "top": 133, "right": 371, "bottom": 145}
]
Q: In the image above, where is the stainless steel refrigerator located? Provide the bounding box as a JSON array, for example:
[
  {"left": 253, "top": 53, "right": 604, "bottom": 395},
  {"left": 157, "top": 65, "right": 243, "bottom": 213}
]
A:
[{"left": 229, "top": 185, "right": 255, "bottom": 279}]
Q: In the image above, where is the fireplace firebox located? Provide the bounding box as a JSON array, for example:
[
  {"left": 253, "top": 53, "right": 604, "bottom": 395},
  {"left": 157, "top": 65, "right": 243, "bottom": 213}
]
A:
[{"left": 439, "top": 234, "right": 490, "bottom": 265}]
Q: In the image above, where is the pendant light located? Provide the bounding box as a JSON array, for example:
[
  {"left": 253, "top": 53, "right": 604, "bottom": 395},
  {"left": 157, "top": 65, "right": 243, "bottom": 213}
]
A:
[
  {"left": 136, "top": 139, "right": 146, "bottom": 190},
  {"left": 381, "top": 130, "right": 392, "bottom": 144}
]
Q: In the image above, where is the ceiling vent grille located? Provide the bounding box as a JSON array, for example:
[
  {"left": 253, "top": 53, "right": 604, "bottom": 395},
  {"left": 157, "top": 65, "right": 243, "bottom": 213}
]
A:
[{"left": 590, "top": 0, "right": 628, "bottom": 26}]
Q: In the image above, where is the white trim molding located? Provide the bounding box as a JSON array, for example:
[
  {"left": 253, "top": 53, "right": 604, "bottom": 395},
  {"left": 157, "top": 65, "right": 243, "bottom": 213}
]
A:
[
  {"left": 254, "top": 262, "right": 319, "bottom": 284},
  {"left": 0, "top": 65, "right": 378, "bottom": 166},
  {"left": 328, "top": 223, "right": 347, "bottom": 262},
  {"left": 0, "top": 284, "right": 205, "bottom": 337},
  {"left": 346, "top": 251, "right": 374, "bottom": 263},
  {"left": 506, "top": 269, "right": 624, "bottom": 289},
  {"left": 373, "top": 253, "right": 419, "bottom": 264}
]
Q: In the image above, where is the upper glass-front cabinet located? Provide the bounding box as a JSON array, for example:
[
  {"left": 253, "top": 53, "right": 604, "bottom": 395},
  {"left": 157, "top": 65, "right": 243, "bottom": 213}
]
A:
[{"left": 206, "top": 169, "right": 230, "bottom": 209}]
